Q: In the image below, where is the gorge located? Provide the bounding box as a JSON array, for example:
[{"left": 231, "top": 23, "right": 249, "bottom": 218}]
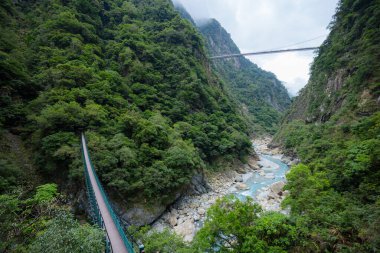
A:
[{"left": 0, "top": 0, "right": 379, "bottom": 252}]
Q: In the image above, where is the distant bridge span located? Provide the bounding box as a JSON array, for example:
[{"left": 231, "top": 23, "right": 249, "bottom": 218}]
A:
[{"left": 209, "top": 47, "right": 319, "bottom": 59}]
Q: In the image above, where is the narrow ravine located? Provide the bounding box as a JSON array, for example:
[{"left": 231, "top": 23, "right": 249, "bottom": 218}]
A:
[{"left": 152, "top": 137, "right": 298, "bottom": 241}]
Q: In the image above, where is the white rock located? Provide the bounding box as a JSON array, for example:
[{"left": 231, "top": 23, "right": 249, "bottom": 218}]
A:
[
  {"left": 174, "top": 219, "right": 195, "bottom": 242},
  {"left": 270, "top": 181, "right": 286, "bottom": 195},
  {"left": 235, "top": 174, "right": 243, "bottom": 182},
  {"left": 198, "top": 208, "right": 206, "bottom": 216},
  {"left": 169, "top": 215, "right": 177, "bottom": 227},
  {"left": 236, "top": 183, "right": 249, "bottom": 190}
]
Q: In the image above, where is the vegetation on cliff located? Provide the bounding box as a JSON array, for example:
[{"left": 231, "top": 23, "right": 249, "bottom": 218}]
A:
[
  {"left": 0, "top": 0, "right": 253, "bottom": 250},
  {"left": 1, "top": 0, "right": 379, "bottom": 251},
  {"left": 0, "top": 0, "right": 252, "bottom": 201},
  {"left": 273, "top": 0, "right": 380, "bottom": 251},
  {"left": 139, "top": 0, "right": 379, "bottom": 252},
  {"left": 198, "top": 19, "right": 291, "bottom": 134},
  {"left": 0, "top": 183, "right": 104, "bottom": 252}
]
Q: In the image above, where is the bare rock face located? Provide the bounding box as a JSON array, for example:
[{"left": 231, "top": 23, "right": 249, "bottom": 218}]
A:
[
  {"left": 325, "top": 69, "right": 346, "bottom": 96},
  {"left": 189, "top": 172, "right": 211, "bottom": 195},
  {"left": 121, "top": 203, "right": 167, "bottom": 226}
]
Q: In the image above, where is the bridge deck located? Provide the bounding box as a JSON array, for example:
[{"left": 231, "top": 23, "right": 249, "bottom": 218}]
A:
[
  {"left": 210, "top": 47, "right": 319, "bottom": 59},
  {"left": 81, "top": 134, "right": 130, "bottom": 253}
]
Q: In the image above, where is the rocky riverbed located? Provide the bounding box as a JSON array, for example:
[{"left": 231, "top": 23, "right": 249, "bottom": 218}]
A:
[{"left": 151, "top": 137, "right": 298, "bottom": 242}]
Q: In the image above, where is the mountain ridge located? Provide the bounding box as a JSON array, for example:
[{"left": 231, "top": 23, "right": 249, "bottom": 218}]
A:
[{"left": 174, "top": 4, "right": 291, "bottom": 134}]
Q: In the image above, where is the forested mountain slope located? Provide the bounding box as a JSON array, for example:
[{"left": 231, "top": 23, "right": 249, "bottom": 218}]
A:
[
  {"left": 1, "top": 0, "right": 253, "bottom": 198},
  {"left": 0, "top": 0, "right": 253, "bottom": 250},
  {"left": 272, "top": 0, "right": 380, "bottom": 251},
  {"left": 198, "top": 19, "right": 291, "bottom": 134}
]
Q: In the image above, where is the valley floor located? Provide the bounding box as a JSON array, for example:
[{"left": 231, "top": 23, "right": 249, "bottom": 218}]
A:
[{"left": 152, "top": 138, "right": 298, "bottom": 241}]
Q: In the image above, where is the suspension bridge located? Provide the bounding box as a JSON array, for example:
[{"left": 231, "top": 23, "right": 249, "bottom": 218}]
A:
[
  {"left": 81, "top": 133, "right": 137, "bottom": 253},
  {"left": 209, "top": 46, "right": 319, "bottom": 59},
  {"left": 79, "top": 41, "right": 321, "bottom": 253}
]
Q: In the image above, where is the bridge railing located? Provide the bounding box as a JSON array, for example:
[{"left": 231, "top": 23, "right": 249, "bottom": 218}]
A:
[{"left": 81, "top": 134, "right": 135, "bottom": 253}]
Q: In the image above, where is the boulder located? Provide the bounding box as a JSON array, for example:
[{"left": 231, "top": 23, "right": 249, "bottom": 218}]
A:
[
  {"left": 198, "top": 207, "right": 206, "bottom": 216},
  {"left": 189, "top": 173, "right": 211, "bottom": 195},
  {"left": 282, "top": 157, "right": 291, "bottom": 165},
  {"left": 121, "top": 203, "right": 166, "bottom": 227},
  {"left": 236, "top": 166, "right": 247, "bottom": 174},
  {"left": 236, "top": 183, "right": 249, "bottom": 190},
  {"left": 169, "top": 214, "right": 177, "bottom": 227},
  {"left": 270, "top": 181, "right": 286, "bottom": 195},
  {"left": 177, "top": 217, "right": 186, "bottom": 224},
  {"left": 248, "top": 156, "right": 259, "bottom": 170},
  {"left": 174, "top": 218, "right": 195, "bottom": 242},
  {"left": 267, "top": 191, "right": 277, "bottom": 200},
  {"left": 235, "top": 174, "right": 243, "bottom": 182}
]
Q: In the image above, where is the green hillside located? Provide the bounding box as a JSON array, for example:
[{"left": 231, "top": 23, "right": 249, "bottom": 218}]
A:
[
  {"left": 198, "top": 19, "right": 291, "bottom": 134},
  {"left": 0, "top": 0, "right": 252, "bottom": 250},
  {"left": 1, "top": 0, "right": 379, "bottom": 251},
  {"left": 272, "top": 0, "right": 380, "bottom": 251},
  {"left": 1, "top": 0, "right": 253, "bottom": 198}
]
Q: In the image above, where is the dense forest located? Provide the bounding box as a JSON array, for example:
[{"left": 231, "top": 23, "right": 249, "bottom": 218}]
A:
[
  {"left": 271, "top": 0, "right": 380, "bottom": 251},
  {"left": 198, "top": 19, "right": 291, "bottom": 134},
  {"left": 0, "top": 0, "right": 256, "bottom": 250},
  {"left": 1, "top": 0, "right": 379, "bottom": 252}
]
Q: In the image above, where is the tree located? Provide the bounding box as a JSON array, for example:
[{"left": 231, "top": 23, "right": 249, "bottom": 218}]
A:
[
  {"left": 192, "top": 196, "right": 298, "bottom": 252},
  {"left": 29, "top": 212, "right": 104, "bottom": 253}
]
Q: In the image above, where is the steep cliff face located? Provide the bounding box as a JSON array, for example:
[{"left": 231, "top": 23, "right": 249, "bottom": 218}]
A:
[
  {"left": 198, "top": 19, "right": 291, "bottom": 134},
  {"left": 175, "top": 4, "right": 291, "bottom": 134},
  {"left": 271, "top": 0, "right": 380, "bottom": 251},
  {"left": 282, "top": 0, "right": 379, "bottom": 124}
]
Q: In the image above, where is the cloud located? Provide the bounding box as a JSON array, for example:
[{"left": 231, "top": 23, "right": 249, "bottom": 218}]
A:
[
  {"left": 249, "top": 51, "right": 316, "bottom": 96},
  {"left": 173, "top": 0, "right": 339, "bottom": 94}
]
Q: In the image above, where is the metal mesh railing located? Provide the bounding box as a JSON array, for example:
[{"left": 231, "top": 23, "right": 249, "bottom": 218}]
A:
[{"left": 82, "top": 134, "right": 135, "bottom": 253}]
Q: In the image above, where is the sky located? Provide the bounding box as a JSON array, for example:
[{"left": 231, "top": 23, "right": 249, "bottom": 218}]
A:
[{"left": 172, "top": 0, "right": 339, "bottom": 95}]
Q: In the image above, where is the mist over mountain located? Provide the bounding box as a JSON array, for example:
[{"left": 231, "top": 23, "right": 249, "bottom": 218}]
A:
[{"left": 176, "top": 4, "right": 291, "bottom": 133}]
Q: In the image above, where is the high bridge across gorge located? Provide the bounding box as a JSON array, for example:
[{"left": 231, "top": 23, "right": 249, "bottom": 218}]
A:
[
  {"left": 80, "top": 47, "right": 320, "bottom": 253},
  {"left": 209, "top": 46, "right": 319, "bottom": 59}
]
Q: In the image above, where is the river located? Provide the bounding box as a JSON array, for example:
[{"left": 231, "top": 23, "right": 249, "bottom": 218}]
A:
[
  {"left": 234, "top": 151, "right": 289, "bottom": 202},
  {"left": 152, "top": 138, "right": 294, "bottom": 241}
]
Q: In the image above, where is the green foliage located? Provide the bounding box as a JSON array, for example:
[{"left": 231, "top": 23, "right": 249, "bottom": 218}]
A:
[
  {"left": 29, "top": 212, "right": 104, "bottom": 253},
  {"left": 198, "top": 19, "right": 291, "bottom": 134},
  {"left": 0, "top": 158, "right": 23, "bottom": 193},
  {"left": 202, "top": 10, "right": 380, "bottom": 246},
  {"left": 131, "top": 226, "right": 191, "bottom": 253},
  {"left": 281, "top": 0, "right": 380, "bottom": 123},
  {"left": 0, "top": 194, "right": 21, "bottom": 250},
  {"left": 0, "top": 184, "right": 101, "bottom": 252},
  {"left": 33, "top": 183, "right": 58, "bottom": 203},
  {"left": 0, "top": 0, "right": 252, "bottom": 206},
  {"left": 192, "top": 196, "right": 298, "bottom": 252},
  {"left": 278, "top": 112, "right": 380, "bottom": 251}
]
